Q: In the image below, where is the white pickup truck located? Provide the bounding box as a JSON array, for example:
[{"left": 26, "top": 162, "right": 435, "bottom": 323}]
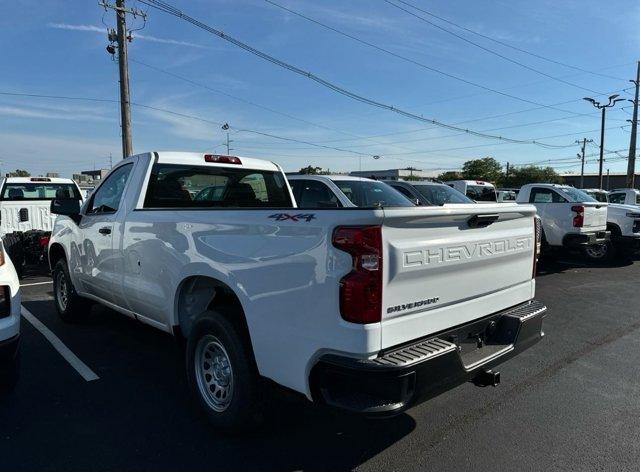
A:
[
  {"left": 607, "top": 188, "right": 640, "bottom": 206},
  {"left": 516, "top": 184, "right": 609, "bottom": 261},
  {"left": 49, "top": 152, "right": 546, "bottom": 431},
  {"left": 0, "top": 176, "right": 83, "bottom": 276}
]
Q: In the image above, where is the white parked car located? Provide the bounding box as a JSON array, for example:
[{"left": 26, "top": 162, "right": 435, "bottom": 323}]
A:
[
  {"left": 582, "top": 189, "right": 640, "bottom": 257},
  {"left": 0, "top": 240, "right": 22, "bottom": 394},
  {"left": 0, "top": 176, "right": 84, "bottom": 276},
  {"left": 382, "top": 180, "right": 474, "bottom": 206},
  {"left": 445, "top": 180, "right": 497, "bottom": 202},
  {"left": 607, "top": 188, "right": 640, "bottom": 206},
  {"left": 516, "top": 184, "right": 610, "bottom": 261},
  {"left": 287, "top": 174, "right": 415, "bottom": 208},
  {"left": 49, "top": 152, "right": 546, "bottom": 431}
]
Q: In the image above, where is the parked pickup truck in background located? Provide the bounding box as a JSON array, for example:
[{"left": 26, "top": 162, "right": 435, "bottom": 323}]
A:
[
  {"left": 516, "top": 184, "right": 609, "bottom": 261},
  {"left": 607, "top": 188, "right": 640, "bottom": 206},
  {"left": 445, "top": 180, "right": 498, "bottom": 202},
  {"left": 0, "top": 176, "right": 83, "bottom": 277},
  {"left": 49, "top": 152, "right": 547, "bottom": 431}
]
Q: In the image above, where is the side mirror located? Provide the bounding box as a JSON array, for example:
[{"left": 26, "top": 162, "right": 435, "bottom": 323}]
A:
[{"left": 51, "top": 199, "right": 81, "bottom": 223}]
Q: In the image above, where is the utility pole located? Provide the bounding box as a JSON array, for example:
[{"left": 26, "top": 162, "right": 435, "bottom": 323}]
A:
[
  {"left": 109, "top": 153, "right": 113, "bottom": 169},
  {"left": 626, "top": 61, "right": 640, "bottom": 188},
  {"left": 101, "top": 0, "right": 146, "bottom": 159},
  {"left": 606, "top": 168, "right": 610, "bottom": 190},
  {"left": 221, "top": 123, "right": 232, "bottom": 154},
  {"left": 575, "top": 138, "right": 592, "bottom": 189},
  {"left": 584, "top": 94, "right": 624, "bottom": 189}
]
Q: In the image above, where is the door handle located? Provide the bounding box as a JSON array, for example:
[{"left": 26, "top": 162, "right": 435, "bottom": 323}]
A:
[{"left": 99, "top": 226, "right": 112, "bottom": 235}]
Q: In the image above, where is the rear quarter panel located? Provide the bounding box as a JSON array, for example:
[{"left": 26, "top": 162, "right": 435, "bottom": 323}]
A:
[{"left": 121, "top": 208, "right": 385, "bottom": 395}]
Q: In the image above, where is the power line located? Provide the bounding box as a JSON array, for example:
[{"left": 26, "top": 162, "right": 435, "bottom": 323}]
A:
[
  {"left": 129, "top": 58, "right": 421, "bottom": 154},
  {"left": 0, "top": 91, "right": 377, "bottom": 157},
  {"left": 263, "top": 0, "right": 607, "bottom": 118},
  {"left": 136, "top": 0, "right": 593, "bottom": 149},
  {"left": 382, "top": 0, "right": 601, "bottom": 94},
  {"left": 385, "top": 0, "right": 628, "bottom": 82}
]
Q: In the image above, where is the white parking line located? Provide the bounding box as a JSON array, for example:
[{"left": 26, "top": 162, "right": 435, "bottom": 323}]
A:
[
  {"left": 20, "top": 306, "right": 99, "bottom": 382},
  {"left": 20, "top": 281, "right": 53, "bottom": 287}
]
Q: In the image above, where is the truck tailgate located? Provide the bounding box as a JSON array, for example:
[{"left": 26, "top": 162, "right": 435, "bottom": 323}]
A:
[
  {"left": 380, "top": 203, "right": 537, "bottom": 349},
  {"left": 581, "top": 202, "right": 607, "bottom": 229},
  {"left": 0, "top": 201, "right": 55, "bottom": 233}
]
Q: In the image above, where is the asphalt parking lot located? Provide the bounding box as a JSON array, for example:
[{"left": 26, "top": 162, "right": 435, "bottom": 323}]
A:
[{"left": 2, "top": 256, "right": 640, "bottom": 472}]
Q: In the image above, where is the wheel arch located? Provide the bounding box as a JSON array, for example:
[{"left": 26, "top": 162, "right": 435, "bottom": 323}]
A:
[
  {"left": 173, "top": 275, "right": 252, "bottom": 347},
  {"left": 48, "top": 242, "right": 67, "bottom": 269}
]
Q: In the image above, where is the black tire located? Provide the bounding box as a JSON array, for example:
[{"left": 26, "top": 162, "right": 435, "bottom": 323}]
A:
[
  {"left": 3, "top": 234, "right": 24, "bottom": 279},
  {"left": 186, "top": 310, "right": 262, "bottom": 432},
  {"left": 583, "top": 242, "right": 614, "bottom": 263},
  {"left": 52, "top": 259, "right": 91, "bottom": 322}
]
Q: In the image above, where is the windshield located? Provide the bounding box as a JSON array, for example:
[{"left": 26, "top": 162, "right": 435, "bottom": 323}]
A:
[
  {"left": 414, "top": 184, "right": 473, "bottom": 205},
  {"left": 333, "top": 180, "right": 414, "bottom": 207},
  {"left": 466, "top": 185, "right": 497, "bottom": 202},
  {"left": 558, "top": 187, "right": 597, "bottom": 203},
  {"left": 1, "top": 182, "right": 81, "bottom": 200}
]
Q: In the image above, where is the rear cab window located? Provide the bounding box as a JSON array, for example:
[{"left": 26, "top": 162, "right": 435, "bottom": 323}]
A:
[
  {"left": 466, "top": 185, "right": 497, "bottom": 202},
  {"left": 1, "top": 181, "right": 82, "bottom": 200},
  {"left": 144, "top": 164, "right": 292, "bottom": 208}
]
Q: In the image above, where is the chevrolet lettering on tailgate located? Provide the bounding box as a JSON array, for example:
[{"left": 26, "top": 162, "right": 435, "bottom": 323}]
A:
[{"left": 404, "top": 237, "right": 532, "bottom": 267}]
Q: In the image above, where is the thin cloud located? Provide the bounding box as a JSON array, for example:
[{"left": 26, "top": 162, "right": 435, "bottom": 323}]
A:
[{"left": 48, "top": 23, "right": 207, "bottom": 49}]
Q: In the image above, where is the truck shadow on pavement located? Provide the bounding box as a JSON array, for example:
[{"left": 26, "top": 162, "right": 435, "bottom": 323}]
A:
[
  {"left": 5, "top": 299, "right": 416, "bottom": 472},
  {"left": 536, "top": 250, "right": 636, "bottom": 276}
]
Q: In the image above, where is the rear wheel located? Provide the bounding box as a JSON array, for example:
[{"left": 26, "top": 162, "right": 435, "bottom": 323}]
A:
[
  {"left": 583, "top": 242, "right": 613, "bottom": 263},
  {"left": 186, "top": 310, "right": 262, "bottom": 432},
  {"left": 52, "top": 259, "right": 90, "bottom": 322}
]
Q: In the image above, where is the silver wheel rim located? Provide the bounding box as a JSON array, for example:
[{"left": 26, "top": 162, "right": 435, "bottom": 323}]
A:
[
  {"left": 195, "top": 335, "right": 234, "bottom": 412},
  {"left": 586, "top": 244, "right": 607, "bottom": 259},
  {"left": 55, "top": 271, "right": 69, "bottom": 312}
]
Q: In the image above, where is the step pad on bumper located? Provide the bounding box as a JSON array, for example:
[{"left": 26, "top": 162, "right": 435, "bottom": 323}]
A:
[{"left": 311, "top": 300, "right": 547, "bottom": 415}]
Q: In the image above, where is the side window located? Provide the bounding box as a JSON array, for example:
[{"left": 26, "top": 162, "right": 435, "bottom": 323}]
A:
[
  {"left": 86, "top": 164, "right": 133, "bottom": 214},
  {"left": 530, "top": 188, "right": 565, "bottom": 203},
  {"left": 240, "top": 173, "right": 268, "bottom": 202},
  {"left": 296, "top": 180, "right": 340, "bottom": 208},
  {"left": 392, "top": 185, "right": 414, "bottom": 200},
  {"left": 609, "top": 193, "right": 625, "bottom": 204}
]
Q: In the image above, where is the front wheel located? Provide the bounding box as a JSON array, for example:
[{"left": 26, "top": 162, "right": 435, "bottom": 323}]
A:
[
  {"left": 583, "top": 242, "right": 614, "bottom": 263},
  {"left": 186, "top": 311, "right": 262, "bottom": 432},
  {"left": 52, "top": 259, "right": 91, "bottom": 322}
]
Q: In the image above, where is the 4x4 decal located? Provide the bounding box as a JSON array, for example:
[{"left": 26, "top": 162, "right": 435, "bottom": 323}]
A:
[{"left": 268, "top": 213, "right": 316, "bottom": 222}]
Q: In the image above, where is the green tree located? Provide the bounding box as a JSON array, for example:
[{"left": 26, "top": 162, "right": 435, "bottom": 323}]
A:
[
  {"left": 501, "top": 166, "right": 562, "bottom": 187},
  {"left": 8, "top": 169, "right": 30, "bottom": 177},
  {"left": 437, "top": 171, "right": 462, "bottom": 181},
  {"left": 298, "top": 166, "right": 325, "bottom": 175},
  {"left": 461, "top": 157, "right": 502, "bottom": 182}
]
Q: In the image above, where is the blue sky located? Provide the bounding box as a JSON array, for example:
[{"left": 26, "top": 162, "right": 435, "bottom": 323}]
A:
[{"left": 1, "top": 0, "right": 638, "bottom": 177}]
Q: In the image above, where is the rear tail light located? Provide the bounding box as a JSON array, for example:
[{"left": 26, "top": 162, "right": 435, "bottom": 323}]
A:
[
  {"left": 39, "top": 235, "right": 50, "bottom": 247},
  {"left": 332, "top": 225, "right": 382, "bottom": 324},
  {"left": 533, "top": 216, "right": 541, "bottom": 277},
  {"left": 204, "top": 154, "right": 242, "bottom": 165},
  {"left": 571, "top": 205, "right": 584, "bottom": 228}
]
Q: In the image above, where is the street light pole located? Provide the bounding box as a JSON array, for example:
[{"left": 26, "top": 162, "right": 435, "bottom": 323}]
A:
[{"left": 583, "top": 94, "right": 625, "bottom": 189}]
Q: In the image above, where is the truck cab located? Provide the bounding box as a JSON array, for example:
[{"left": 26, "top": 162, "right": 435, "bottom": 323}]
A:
[
  {"left": 445, "top": 180, "right": 497, "bottom": 202},
  {"left": 608, "top": 188, "right": 640, "bottom": 206}
]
